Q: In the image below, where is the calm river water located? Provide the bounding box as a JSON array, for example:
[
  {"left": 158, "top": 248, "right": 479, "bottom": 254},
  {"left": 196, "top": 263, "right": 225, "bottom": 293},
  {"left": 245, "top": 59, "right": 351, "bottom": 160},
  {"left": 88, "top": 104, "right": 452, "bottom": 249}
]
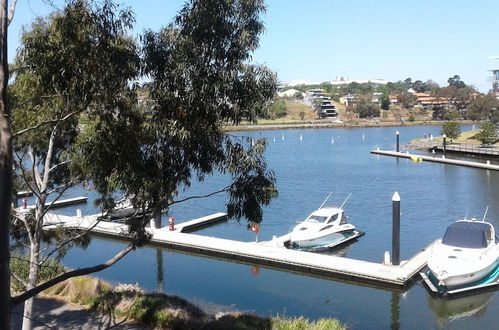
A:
[{"left": 58, "top": 125, "right": 499, "bottom": 329}]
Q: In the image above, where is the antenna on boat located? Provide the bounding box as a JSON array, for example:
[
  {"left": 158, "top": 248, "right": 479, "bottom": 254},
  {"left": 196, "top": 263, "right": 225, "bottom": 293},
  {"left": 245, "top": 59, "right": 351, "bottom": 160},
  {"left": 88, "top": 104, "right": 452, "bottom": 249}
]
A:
[
  {"left": 483, "top": 206, "right": 489, "bottom": 222},
  {"left": 464, "top": 209, "right": 469, "bottom": 220},
  {"left": 319, "top": 192, "right": 333, "bottom": 209},
  {"left": 339, "top": 193, "right": 352, "bottom": 209}
]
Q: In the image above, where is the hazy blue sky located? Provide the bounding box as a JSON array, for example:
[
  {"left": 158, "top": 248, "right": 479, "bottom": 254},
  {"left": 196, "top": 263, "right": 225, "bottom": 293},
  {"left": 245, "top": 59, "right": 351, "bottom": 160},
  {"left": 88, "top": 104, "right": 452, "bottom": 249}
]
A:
[{"left": 8, "top": 0, "right": 499, "bottom": 92}]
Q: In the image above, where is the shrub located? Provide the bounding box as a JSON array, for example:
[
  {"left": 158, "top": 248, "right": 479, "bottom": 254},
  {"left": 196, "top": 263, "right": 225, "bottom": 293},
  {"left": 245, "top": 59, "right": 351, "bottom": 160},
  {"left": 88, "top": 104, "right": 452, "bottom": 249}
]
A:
[
  {"left": 475, "top": 122, "right": 498, "bottom": 145},
  {"left": 271, "top": 316, "right": 346, "bottom": 330},
  {"left": 270, "top": 100, "right": 288, "bottom": 118},
  {"left": 11, "top": 255, "right": 66, "bottom": 293}
]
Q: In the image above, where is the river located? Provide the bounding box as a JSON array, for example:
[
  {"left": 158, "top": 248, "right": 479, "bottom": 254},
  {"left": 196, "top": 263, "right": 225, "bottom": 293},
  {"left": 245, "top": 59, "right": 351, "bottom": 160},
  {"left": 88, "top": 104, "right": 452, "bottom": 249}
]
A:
[{"left": 56, "top": 125, "right": 499, "bottom": 329}]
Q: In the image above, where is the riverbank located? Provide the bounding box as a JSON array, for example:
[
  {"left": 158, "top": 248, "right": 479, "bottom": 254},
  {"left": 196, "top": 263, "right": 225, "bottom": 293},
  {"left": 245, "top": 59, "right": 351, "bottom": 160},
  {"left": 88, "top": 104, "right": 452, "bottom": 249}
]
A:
[
  {"left": 13, "top": 276, "right": 346, "bottom": 330},
  {"left": 224, "top": 119, "right": 470, "bottom": 132}
]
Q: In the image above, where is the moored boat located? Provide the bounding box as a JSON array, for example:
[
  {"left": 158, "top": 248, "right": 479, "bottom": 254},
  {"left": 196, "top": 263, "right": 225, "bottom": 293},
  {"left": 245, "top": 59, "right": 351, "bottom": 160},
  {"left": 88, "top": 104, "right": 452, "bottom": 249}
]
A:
[
  {"left": 427, "top": 219, "right": 499, "bottom": 289},
  {"left": 289, "top": 194, "right": 357, "bottom": 249}
]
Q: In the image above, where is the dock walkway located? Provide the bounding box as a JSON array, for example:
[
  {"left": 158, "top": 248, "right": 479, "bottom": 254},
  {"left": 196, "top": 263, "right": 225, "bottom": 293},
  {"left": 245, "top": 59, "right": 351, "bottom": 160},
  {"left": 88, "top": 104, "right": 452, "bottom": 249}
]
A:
[
  {"left": 371, "top": 149, "right": 499, "bottom": 171},
  {"left": 44, "top": 212, "right": 433, "bottom": 289}
]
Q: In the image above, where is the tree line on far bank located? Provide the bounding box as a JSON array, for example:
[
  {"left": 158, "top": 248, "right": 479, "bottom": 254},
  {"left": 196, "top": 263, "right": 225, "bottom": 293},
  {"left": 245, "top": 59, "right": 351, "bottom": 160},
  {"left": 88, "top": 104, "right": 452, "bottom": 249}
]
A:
[{"left": 282, "top": 75, "right": 499, "bottom": 123}]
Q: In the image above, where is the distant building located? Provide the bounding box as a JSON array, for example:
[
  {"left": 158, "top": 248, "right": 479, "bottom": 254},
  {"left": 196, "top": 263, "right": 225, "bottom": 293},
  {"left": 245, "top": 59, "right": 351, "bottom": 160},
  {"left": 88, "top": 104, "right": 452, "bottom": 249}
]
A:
[
  {"left": 330, "top": 77, "right": 390, "bottom": 86},
  {"left": 319, "top": 100, "right": 337, "bottom": 118},
  {"left": 339, "top": 94, "right": 356, "bottom": 106},
  {"left": 489, "top": 56, "right": 499, "bottom": 97},
  {"left": 277, "top": 88, "right": 305, "bottom": 98},
  {"left": 304, "top": 88, "right": 329, "bottom": 107}
]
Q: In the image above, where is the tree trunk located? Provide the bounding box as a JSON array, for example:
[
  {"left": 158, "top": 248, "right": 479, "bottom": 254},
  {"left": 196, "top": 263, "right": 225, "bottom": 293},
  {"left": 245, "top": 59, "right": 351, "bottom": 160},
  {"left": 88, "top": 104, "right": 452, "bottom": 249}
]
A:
[
  {"left": 150, "top": 206, "right": 162, "bottom": 229},
  {"left": 21, "top": 195, "right": 45, "bottom": 330},
  {"left": 21, "top": 241, "right": 40, "bottom": 330},
  {"left": 0, "top": 1, "right": 11, "bottom": 329}
]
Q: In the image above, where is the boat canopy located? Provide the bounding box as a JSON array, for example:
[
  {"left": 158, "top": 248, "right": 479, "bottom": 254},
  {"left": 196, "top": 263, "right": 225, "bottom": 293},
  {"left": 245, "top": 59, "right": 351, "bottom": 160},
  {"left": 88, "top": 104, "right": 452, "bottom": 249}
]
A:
[{"left": 442, "top": 222, "right": 492, "bottom": 249}]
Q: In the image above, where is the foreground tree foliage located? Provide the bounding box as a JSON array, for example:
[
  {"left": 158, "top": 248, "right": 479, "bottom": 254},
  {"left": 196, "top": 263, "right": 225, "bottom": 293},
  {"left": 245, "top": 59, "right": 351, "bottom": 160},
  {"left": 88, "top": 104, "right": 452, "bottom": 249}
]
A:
[
  {"left": 75, "top": 0, "right": 278, "bottom": 223},
  {"left": 10, "top": 1, "right": 140, "bottom": 328},
  {"left": 3, "top": 0, "right": 278, "bottom": 327}
]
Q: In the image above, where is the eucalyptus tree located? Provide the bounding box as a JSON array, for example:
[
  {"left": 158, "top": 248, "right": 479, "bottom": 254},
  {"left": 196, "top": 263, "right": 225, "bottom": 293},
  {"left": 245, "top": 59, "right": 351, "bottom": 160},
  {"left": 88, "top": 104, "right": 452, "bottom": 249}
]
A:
[
  {"left": 6, "top": 0, "right": 278, "bottom": 328},
  {"left": 9, "top": 1, "right": 140, "bottom": 328},
  {"left": 74, "top": 0, "right": 278, "bottom": 227}
]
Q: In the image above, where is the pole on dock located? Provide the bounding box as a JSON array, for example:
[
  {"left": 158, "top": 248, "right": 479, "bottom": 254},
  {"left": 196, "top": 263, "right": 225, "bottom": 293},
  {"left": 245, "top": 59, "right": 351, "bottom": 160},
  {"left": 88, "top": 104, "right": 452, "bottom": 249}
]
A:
[
  {"left": 392, "top": 192, "right": 401, "bottom": 266},
  {"left": 396, "top": 130, "right": 400, "bottom": 152},
  {"left": 442, "top": 134, "right": 447, "bottom": 157}
]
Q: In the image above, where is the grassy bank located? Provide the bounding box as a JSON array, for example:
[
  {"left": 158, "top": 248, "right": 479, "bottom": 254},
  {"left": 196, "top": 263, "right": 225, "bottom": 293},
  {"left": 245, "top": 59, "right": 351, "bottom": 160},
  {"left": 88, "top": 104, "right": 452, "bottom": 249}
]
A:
[
  {"left": 224, "top": 100, "right": 471, "bottom": 131},
  {"left": 40, "top": 276, "right": 347, "bottom": 330}
]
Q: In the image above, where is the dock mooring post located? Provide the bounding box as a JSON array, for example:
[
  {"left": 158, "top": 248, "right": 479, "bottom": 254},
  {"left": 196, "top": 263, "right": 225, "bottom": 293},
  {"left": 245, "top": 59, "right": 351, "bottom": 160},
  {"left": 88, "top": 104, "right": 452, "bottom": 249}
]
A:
[
  {"left": 396, "top": 130, "right": 400, "bottom": 152},
  {"left": 392, "top": 192, "right": 401, "bottom": 266}
]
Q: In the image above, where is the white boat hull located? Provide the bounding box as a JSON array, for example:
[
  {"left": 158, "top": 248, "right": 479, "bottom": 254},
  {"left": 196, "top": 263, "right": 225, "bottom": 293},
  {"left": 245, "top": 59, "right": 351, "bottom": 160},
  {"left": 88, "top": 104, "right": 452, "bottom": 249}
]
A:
[
  {"left": 291, "top": 229, "right": 356, "bottom": 249},
  {"left": 428, "top": 240, "right": 499, "bottom": 289},
  {"left": 434, "top": 260, "right": 499, "bottom": 288}
]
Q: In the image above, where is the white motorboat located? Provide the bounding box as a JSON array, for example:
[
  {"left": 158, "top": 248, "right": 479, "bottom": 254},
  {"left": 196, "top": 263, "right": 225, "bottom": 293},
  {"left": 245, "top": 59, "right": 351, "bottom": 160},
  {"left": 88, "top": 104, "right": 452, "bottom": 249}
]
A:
[
  {"left": 289, "top": 194, "right": 357, "bottom": 249},
  {"left": 427, "top": 219, "right": 499, "bottom": 289}
]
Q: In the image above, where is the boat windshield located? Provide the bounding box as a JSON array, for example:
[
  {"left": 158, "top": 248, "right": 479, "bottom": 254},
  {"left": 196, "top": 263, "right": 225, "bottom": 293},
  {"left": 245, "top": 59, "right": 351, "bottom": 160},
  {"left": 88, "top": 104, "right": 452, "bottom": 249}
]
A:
[
  {"left": 442, "top": 222, "right": 491, "bottom": 249},
  {"left": 307, "top": 215, "right": 328, "bottom": 223}
]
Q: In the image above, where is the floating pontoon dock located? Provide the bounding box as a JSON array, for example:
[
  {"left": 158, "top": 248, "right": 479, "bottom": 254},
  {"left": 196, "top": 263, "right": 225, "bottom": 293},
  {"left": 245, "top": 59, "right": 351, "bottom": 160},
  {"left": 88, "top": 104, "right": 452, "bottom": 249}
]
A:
[
  {"left": 23, "top": 196, "right": 88, "bottom": 209},
  {"left": 44, "top": 212, "right": 434, "bottom": 289},
  {"left": 371, "top": 150, "right": 499, "bottom": 171},
  {"left": 174, "top": 213, "right": 227, "bottom": 232}
]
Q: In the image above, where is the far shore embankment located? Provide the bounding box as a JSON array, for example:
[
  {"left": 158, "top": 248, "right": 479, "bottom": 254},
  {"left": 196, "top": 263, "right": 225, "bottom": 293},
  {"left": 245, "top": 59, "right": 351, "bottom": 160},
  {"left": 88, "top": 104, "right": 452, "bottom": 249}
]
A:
[{"left": 224, "top": 120, "right": 472, "bottom": 132}]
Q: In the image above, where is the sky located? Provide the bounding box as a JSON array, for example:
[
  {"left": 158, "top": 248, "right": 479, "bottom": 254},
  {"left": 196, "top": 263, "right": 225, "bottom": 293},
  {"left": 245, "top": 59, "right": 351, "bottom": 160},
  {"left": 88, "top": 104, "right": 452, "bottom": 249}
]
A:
[{"left": 8, "top": 0, "right": 499, "bottom": 92}]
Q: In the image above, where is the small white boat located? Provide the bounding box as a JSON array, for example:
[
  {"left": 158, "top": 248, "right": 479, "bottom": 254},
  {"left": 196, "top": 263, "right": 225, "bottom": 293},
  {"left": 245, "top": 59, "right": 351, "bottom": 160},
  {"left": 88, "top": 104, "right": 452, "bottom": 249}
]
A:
[
  {"left": 427, "top": 219, "right": 499, "bottom": 288},
  {"left": 289, "top": 194, "right": 356, "bottom": 249}
]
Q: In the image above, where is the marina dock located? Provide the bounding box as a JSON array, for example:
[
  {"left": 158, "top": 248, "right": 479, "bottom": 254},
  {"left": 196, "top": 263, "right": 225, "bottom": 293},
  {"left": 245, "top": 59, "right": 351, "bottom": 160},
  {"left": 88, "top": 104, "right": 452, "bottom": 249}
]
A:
[
  {"left": 173, "top": 212, "right": 227, "bottom": 232},
  {"left": 371, "top": 149, "right": 499, "bottom": 171},
  {"left": 23, "top": 196, "right": 88, "bottom": 209},
  {"left": 44, "top": 212, "right": 434, "bottom": 289}
]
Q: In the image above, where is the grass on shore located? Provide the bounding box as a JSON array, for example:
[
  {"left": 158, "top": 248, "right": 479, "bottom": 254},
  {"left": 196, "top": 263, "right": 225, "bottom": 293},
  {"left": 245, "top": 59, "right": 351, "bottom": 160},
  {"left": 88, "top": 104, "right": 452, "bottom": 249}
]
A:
[{"left": 42, "top": 276, "right": 347, "bottom": 330}]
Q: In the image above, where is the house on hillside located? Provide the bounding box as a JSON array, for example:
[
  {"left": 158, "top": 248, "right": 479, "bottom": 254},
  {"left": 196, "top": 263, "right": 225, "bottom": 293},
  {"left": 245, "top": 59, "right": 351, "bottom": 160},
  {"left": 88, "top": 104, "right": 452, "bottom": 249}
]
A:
[
  {"left": 339, "top": 94, "right": 356, "bottom": 106},
  {"left": 304, "top": 89, "right": 329, "bottom": 107},
  {"left": 277, "top": 88, "right": 305, "bottom": 98},
  {"left": 319, "top": 100, "right": 337, "bottom": 118}
]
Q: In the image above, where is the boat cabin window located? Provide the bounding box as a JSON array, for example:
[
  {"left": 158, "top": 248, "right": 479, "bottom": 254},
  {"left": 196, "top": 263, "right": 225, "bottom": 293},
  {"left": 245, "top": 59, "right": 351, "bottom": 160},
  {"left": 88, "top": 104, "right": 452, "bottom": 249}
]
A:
[
  {"left": 307, "top": 215, "right": 328, "bottom": 223},
  {"left": 326, "top": 213, "right": 339, "bottom": 224},
  {"left": 442, "top": 222, "right": 490, "bottom": 249},
  {"left": 340, "top": 214, "right": 348, "bottom": 225}
]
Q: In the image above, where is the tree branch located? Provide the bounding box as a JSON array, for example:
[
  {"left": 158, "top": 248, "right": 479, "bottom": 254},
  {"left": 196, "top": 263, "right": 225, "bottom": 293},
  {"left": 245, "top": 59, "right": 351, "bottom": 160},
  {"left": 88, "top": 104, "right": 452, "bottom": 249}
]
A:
[
  {"left": 40, "top": 218, "right": 101, "bottom": 263},
  {"left": 7, "top": 0, "right": 18, "bottom": 26},
  {"left": 11, "top": 243, "right": 135, "bottom": 306},
  {"left": 13, "top": 150, "right": 41, "bottom": 200},
  {"left": 11, "top": 272, "right": 27, "bottom": 289},
  {"left": 168, "top": 185, "right": 230, "bottom": 206},
  {"left": 14, "top": 211, "right": 34, "bottom": 246},
  {"left": 13, "top": 109, "right": 84, "bottom": 138},
  {"left": 48, "top": 160, "right": 71, "bottom": 175}
]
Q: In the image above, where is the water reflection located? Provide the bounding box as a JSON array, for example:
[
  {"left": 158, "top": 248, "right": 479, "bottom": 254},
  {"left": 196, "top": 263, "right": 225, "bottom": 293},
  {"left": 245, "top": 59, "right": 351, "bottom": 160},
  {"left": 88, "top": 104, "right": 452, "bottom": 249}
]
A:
[
  {"left": 391, "top": 291, "right": 401, "bottom": 330},
  {"left": 156, "top": 248, "right": 164, "bottom": 292},
  {"left": 428, "top": 292, "right": 494, "bottom": 325},
  {"left": 320, "top": 239, "right": 355, "bottom": 257}
]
